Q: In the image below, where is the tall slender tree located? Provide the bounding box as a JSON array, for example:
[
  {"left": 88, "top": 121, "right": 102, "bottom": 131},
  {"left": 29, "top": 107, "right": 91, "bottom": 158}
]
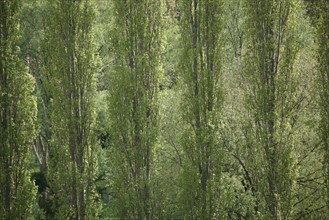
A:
[
  {"left": 244, "top": 0, "right": 300, "bottom": 218},
  {"left": 43, "top": 0, "right": 97, "bottom": 219},
  {"left": 108, "top": 1, "right": 162, "bottom": 219},
  {"left": 0, "top": 0, "right": 37, "bottom": 218},
  {"left": 178, "top": 0, "right": 223, "bottom": 219},
  {"left": 317, "top": 3, "right": 329, "bottom": 215},
  {"left": 304, "top": 0, "right": 329, "bottom": 214}
]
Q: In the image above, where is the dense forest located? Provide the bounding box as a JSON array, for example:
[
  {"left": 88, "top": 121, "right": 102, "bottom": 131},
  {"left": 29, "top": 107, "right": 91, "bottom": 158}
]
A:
[{"left": 0, "top": 0, "right": 328, "bottom": 219}]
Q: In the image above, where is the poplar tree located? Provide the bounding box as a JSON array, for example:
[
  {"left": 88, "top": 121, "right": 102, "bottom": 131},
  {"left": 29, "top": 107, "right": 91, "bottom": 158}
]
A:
[
  {"left": 43, "top": 0, "right": 97, "bottom": 219},
  {"left": 244, "top": 0, "right": 300, "bottom": 218},
  {"left": 0, "top": 0, "right": 37, "bottom": 218},
  {"left": 178, "top": 0, "right": 223, "bottom": 219},
  {"left": 305, "top": 0, "right": 329, "bottom": 214},
  {"left": 108, "top": 1, "right": 162, "bottom": 219},
  {"left": 317, "top": 3, "right": 329, "bottom": 214}
]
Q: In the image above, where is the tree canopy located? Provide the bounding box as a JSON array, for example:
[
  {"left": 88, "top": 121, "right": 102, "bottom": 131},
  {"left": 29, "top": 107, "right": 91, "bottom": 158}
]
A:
[{"left": 0, "top": 0, "right": 328, "bottom": 219}]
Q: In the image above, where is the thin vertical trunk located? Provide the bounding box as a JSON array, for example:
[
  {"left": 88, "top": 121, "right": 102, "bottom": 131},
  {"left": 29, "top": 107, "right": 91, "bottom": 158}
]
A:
[{"left": 191, "top": 1, "right": 202, "bottom": 217}]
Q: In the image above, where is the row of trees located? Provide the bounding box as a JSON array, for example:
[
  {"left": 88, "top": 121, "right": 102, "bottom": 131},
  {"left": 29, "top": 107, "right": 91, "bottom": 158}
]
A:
[{"left": 0, "top": 0, "right": 328, "bottom": 219}]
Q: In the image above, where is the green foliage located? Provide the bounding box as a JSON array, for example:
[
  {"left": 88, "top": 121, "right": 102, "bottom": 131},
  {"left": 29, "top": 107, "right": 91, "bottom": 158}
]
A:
[
  {"left": 42, "top": 0, "right": 99, "bottom": 218},
  {"left": 1, "top": 0, "right": 328, "bottom": 219},
  {"left": 108, "top": 0, "right": 163, "bottom": 219},
  {"left": 178, "top": 0, "right": 223, "bottom": 218},
  {"left": 304, "top": 0, "right": 329, "bottom": 216},
  {"left": 242, "top": 0, "right": 307, "bottom": 218},
  {"left": 0, "top": 0, "right": 37, "bottom": 218}
]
